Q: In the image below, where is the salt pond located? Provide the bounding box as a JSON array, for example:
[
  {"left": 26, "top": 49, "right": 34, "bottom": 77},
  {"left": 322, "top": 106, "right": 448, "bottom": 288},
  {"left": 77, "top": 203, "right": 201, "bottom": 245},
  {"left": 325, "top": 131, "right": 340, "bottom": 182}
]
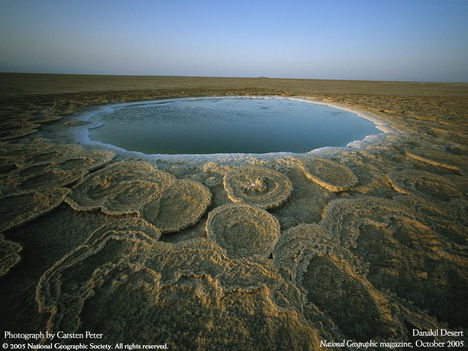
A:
[{"left": 88, "top": 97, "right": 381, "bottom": 155}]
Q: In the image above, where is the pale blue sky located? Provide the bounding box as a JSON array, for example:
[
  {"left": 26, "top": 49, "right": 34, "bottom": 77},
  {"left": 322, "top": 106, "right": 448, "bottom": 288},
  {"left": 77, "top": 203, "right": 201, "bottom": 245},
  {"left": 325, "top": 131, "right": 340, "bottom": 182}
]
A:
[{"left": 1, "top": 0, "right": 467, "bottom": 81}]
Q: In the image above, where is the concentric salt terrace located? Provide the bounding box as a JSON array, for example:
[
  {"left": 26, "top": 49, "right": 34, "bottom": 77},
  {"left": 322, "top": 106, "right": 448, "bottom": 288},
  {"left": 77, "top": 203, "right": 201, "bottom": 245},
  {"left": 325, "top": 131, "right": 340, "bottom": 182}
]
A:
[
  {"left": 0, "top": 188, "right": 70, "bottom": 233},
  {"left": 36, "top": 219, "right": 318, "bottom": 347},
  {"left": 223, "top": 166, "right": 292, "bottom": 209},
  {"left": 273, "top": 223, "right": 337, "bottom": 282},
  {"left": 299, "top": 157, "right": 358, "bottom": 192},
  {"left": 65, "top": 160, "right": 176, "bottom": 215},
  {"left": 206, "top": 203, "right": 280, "bottom": 259},
  {"left": 406, "top": 149, "right": 467, "bottom": 174},
  {"left": 300, "top": 250, "right": 403, "bottom": 340},
  {"left": 0, "top": 234, "right": 23, "bottom": 277},
  {"left": 320, "top": 196, "right": 413, "bottom": 248},
  {"left": 141, "top": 179, "right": 212, "bottom": 233},
  {"left": 0, "top": 162, "right": 85, "bottom": 196},
  {"left": 387, "top": 168, "right": 462, "bottom": 201}
]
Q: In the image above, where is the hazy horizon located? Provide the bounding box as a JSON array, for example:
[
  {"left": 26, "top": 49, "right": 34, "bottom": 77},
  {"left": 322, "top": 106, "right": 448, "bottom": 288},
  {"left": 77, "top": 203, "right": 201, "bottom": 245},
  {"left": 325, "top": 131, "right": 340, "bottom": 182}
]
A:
[{"left": 1, "top": 0, "right": 467, "bottom": 83}]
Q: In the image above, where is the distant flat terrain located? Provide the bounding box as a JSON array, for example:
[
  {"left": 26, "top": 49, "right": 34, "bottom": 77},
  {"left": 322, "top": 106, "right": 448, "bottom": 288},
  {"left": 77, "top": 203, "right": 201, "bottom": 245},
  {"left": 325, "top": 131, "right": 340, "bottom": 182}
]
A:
[{"left": 1, "top": 72, "right": 468, "bottom": 98}]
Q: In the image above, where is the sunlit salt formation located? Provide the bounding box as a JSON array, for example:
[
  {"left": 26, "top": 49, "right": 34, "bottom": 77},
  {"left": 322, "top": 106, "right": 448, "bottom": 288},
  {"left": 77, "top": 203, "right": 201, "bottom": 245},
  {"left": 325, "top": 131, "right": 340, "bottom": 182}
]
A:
[
  {"left": 0, "top": 188, "right": 70, "bottom": 233},
  {"left": 200, "top": 161, "right": 229, "bottom": 187},
  {"left": 300, "top": 251, "right": 404, "bottom": 341},
  {"left": 0, "top": 123, "right": 39, "bottom": 141},
  {"left": 0, "top": 142, "right": 115, "bottom": 234},
  {"left": 16, "top": 144, "right": 84, "bottom": 166},
  {"left": 273, "top": 222, "right": 406, "bottom": 340},
  {"left": 0, "top": 143, "right": 81, "bottom": 166},
  {"left": 66, "top": 160, "right": 212, "bottom": 233},
  {"left": 223, "top": 166, "right": 292, "bottom": 209},
  {"left": 0, "top": 163, "right": 86, "bottom": 197},
  {"left": 320, "top": 196, "right": 413, "bottom": 248},
  {"left": 365, "top": 216, "right": 468, "bottom": 327},
  {"left": 0, "top": 142, "right": 113, "bottom": 169},
  {"left": 54, "top": 150, "right": 116, "bottom": 173},
  {"left": 0, "top": 100, "right": 82, "bottom": 142},
  {"left": 36, "top": 221, "right": 319, "bottom": 348},
  {"left": 448, "top": 197, "right": 468, "bottom": 227},
  {"left": 140, "top": 179, "right": 211, "bottom": 233},
  {"left": 298, "top": 158, "right": 358, "bottom": 192},
  {"left": 319, "top": 195, "right": 468, "bottom": 328},
  {"left": 66, "top": 160, "right": 176, "bottom": 215},
  {"left": 0, "top": 234, "right": 22, "bottom": 277},
  {"left": 36, "top": 221, "right": 162, "bottom": 337},
  {"left": 76, "top": 217, "right": 162, "bottom": 244},
  {"left": 394, "top": 194, "right": 468, "bottom": 245},
  {"left": 406, "top": 149, "right": 467, "bottom": 175},
  {"left": 206, "top": 203, "right": 280, "bottom": 259},
  {"left": 273, "top": 223, "right": 338, "bottom": 282},
  {"left": 387, "top": 168, "right": 462, "bottom": 201},
  {"left": 0, "top": 143, "right": 114, "bottom": 196}
]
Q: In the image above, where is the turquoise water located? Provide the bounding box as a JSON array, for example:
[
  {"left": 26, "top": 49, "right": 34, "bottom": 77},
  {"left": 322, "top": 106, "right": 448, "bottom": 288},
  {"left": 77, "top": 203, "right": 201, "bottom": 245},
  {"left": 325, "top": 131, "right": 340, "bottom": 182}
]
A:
[{"left": 89, "top": 97, "right": 381, "bottom": 154}]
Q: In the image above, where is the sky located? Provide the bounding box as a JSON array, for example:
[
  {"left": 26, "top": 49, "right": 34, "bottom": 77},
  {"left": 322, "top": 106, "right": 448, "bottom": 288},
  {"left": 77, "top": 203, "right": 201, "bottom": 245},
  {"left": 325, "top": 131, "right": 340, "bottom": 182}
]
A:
[{"left": 0, "top": 0, "right": 467, "bottom": 82}]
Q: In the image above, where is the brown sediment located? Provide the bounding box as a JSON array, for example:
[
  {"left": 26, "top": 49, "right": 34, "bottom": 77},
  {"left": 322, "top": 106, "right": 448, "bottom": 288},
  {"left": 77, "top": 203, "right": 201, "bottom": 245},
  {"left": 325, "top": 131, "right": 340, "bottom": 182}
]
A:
[{"left": 0, "top": 74, "right": 467, "bottom": 347}]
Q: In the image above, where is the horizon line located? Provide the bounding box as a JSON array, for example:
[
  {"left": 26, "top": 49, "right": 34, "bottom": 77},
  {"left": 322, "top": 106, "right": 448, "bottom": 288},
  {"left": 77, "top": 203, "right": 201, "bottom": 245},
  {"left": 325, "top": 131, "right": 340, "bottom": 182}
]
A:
[{"left": 1, "top": 71, "right": 468, "bottom": 84}]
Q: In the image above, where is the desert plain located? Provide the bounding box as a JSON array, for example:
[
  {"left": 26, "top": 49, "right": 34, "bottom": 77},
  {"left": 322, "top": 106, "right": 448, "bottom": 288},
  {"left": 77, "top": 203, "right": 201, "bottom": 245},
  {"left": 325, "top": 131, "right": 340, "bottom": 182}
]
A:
[{"left": 0, "top": 73, "right": 467, "bottom": 350}]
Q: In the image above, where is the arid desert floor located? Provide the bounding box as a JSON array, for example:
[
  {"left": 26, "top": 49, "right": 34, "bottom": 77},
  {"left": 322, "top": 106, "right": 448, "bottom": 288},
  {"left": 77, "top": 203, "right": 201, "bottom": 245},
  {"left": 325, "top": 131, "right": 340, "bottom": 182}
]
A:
[{"left": 0, "top": 73, "right": 467, "bottom": 350}]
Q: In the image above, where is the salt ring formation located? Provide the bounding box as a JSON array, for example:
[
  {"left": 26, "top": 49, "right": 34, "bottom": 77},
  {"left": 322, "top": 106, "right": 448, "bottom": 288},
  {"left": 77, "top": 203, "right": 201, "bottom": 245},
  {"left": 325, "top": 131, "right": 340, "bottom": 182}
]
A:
[
  {"left": 140, "top": 179, "right": 212, "bottom": 233},
  {"left": 223, "top": 165, "right": 293, "bottom": 209},
  {"left": 0, "top": 76, "right": 468, "bottom": 350},
  {"left": 206, "top": 203, "right": 281, "bottom": 259},
  {"left": 406, "top": 148, "right": 468, "bottom": 175},
  {"left": 65, "top": 160, "right": 177, "bottom": 215},
  {"left": 298, "top": 157, "right": 358, "bottom": 192}
]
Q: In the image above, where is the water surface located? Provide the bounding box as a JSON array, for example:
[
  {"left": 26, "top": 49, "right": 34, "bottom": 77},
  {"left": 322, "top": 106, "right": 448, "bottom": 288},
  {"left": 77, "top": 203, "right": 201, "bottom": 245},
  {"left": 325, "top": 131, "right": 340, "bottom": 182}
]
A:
[{"left": 89, "top": 97, "right": 381, "bottom": 154}]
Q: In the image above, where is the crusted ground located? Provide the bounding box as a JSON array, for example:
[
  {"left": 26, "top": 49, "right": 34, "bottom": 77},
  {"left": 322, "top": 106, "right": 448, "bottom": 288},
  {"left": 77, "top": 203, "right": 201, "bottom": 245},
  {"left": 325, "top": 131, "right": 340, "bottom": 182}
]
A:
[{"left": 0, "top": 74, "right": 467, "bottom": 350}]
